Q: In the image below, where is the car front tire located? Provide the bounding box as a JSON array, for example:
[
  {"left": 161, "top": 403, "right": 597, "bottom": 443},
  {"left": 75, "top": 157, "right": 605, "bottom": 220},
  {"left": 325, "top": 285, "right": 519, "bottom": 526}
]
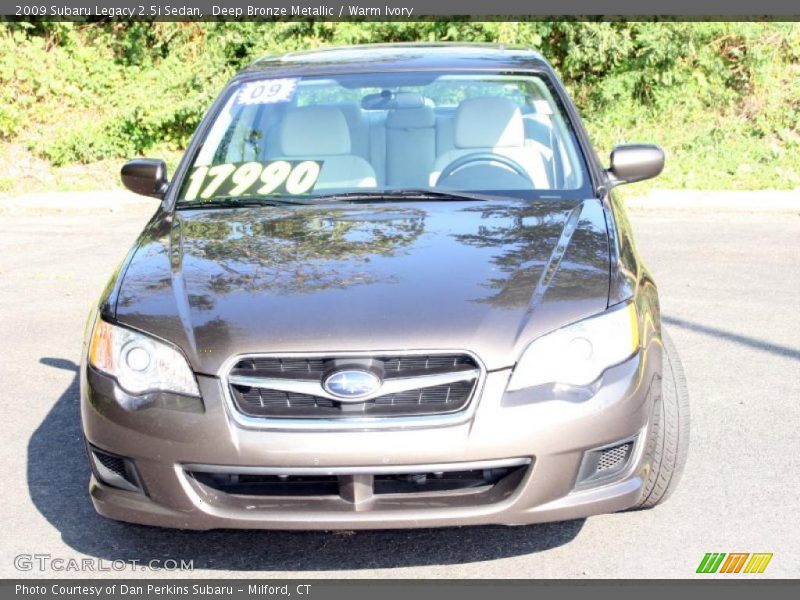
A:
[{"left": 635, "top": 329, "right": 690, "bottom": 508}]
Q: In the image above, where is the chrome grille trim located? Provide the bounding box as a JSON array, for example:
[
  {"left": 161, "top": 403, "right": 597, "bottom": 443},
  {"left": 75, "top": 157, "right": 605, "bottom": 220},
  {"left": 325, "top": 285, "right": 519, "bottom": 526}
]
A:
[
  {"left": 184, "top": 457, "right": 531, "bottom": 476},
  {"left": 219, "top": 349, "right": 486, "bottom": 431}
]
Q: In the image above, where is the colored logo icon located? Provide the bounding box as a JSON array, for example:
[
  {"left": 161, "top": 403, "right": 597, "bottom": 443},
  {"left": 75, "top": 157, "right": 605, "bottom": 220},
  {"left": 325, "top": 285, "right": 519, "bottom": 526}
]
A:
[{"left": 696, "top": 553, "right": 773, "bottom": 574}]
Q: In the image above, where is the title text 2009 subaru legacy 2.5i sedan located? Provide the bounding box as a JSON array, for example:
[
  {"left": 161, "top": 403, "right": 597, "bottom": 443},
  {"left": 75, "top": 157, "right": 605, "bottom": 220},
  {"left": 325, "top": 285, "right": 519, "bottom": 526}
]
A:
[{"left": 82, "top": 44, "right": 689, "bottom": 530}]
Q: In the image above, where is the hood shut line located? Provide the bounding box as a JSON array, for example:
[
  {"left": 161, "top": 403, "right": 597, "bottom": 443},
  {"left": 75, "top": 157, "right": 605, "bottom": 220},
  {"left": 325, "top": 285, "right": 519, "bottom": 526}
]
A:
[{"left": 514, "top": 200, "right": 586, "bottom": 341}]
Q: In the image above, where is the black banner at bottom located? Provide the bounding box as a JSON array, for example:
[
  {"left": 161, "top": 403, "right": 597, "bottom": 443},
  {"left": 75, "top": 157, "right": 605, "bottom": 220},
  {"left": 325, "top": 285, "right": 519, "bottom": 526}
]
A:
[{"left": 1, "top": 580, "right": 798, "bottom": 600}]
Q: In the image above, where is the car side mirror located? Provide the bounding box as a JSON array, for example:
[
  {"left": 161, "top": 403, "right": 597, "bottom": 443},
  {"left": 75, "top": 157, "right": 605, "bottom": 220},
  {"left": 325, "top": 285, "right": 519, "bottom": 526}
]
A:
[
  {"left": 121, "top": 158, "right": 169, "bottom": 198},
  {"left": 606, "top": 144, "right": 664, "bottom": 186}
]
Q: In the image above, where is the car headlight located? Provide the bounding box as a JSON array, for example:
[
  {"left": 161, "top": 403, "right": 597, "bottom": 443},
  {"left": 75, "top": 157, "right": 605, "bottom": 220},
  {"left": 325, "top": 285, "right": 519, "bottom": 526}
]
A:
[
  {"left": 88, "top": 317, "right": 200, "bottom": 397},
  {"left": 507, "top": 302, "right": 639, "bottom": 391}
]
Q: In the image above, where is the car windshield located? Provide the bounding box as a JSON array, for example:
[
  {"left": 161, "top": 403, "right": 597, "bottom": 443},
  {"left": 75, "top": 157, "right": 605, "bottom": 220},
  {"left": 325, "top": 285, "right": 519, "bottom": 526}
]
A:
[{"left": 177, "top": 71, "right": 591, "bottom": 206}]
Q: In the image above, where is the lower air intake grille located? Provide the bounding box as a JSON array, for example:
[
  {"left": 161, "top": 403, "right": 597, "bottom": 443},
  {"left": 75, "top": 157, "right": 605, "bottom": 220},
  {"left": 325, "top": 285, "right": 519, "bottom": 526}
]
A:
[
  {"left": 596, "top": 442, "right": 633, "bottom": 472},
  {"left": 94, "top": 452, "right": 129, "bottom": 479},
  {"left": 575, "top": 437, "right": 636, "bottom": 489},
  {"left": 188, "top": 463, "right": 528, "bottom": 498},
  {"left": 88, "top": 446, "right": 142, "bottom": 493}
]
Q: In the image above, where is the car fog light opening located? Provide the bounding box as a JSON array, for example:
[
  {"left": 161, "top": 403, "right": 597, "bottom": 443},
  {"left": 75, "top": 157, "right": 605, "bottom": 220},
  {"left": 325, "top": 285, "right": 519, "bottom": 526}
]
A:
[
  {"left": 575, "top": 437, "right": 636, "bottom": 489},
  {"left": 88, "top": 446, "right": 144, "bottom": 493},
  {"left": 507, "top": 301, "right": 639, "bottom": 391}
]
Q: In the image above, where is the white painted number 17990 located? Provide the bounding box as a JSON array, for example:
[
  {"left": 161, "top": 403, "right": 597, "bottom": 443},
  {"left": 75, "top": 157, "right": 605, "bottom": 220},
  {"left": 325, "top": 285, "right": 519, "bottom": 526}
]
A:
[{"left": 183, "top": 160, "right": 321, "bottom": 201}]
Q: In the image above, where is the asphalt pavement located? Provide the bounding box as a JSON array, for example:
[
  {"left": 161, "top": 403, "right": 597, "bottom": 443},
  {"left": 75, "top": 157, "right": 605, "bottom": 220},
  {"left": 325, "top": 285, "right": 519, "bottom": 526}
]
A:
[{"left": 0, "top": 193, "right": 798, "bottom": 578}]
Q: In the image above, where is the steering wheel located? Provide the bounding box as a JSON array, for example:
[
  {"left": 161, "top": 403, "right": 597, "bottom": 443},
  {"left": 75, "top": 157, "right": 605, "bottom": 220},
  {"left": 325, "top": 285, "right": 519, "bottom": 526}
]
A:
[{"left": 436, "top": 152, "right": 533, "bottom": 186}]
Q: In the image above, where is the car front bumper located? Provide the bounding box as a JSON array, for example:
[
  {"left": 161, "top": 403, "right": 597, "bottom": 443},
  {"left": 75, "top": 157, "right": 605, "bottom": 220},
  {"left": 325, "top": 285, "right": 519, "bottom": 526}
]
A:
[{"left": 81, "top": 342, "right": 661, "bottom": 530}]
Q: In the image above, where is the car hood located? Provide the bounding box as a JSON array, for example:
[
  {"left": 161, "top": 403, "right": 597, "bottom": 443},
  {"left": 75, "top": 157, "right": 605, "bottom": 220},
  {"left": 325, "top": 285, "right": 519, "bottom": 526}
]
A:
[{"left": 115, "top": 198, "right": 610, "bottom": 373}]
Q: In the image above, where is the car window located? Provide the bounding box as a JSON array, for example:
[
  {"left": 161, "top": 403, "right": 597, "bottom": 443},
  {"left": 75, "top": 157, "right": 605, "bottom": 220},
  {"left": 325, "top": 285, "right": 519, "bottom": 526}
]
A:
[{"left": 179, "top": 72, "right": 591, "bottom": 205}]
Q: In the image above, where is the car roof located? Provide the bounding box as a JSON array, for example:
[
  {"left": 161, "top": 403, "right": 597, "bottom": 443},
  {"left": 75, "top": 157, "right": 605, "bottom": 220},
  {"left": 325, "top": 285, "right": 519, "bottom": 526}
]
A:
[{"left": 238, "top": 43, "right": 551, "bottom": 78}]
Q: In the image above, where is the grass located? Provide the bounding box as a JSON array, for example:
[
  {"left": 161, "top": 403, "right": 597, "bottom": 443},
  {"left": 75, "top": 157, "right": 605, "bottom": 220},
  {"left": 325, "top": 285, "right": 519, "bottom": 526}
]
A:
[{"left": 0, "top": 143, "right": 183, "bottom": 197}]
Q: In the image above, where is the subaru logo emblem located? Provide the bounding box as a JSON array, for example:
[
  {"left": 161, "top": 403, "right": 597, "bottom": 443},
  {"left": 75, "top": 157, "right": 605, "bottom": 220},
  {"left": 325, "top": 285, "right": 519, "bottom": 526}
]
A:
[{"left": 323, "top": 369, "right": 382, "bottom": 400}]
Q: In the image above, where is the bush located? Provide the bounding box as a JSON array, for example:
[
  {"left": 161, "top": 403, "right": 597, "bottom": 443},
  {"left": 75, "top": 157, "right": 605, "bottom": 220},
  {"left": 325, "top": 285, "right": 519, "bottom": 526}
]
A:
[{"left": 1, "top": 21, "right": 799, "bottom": 189}]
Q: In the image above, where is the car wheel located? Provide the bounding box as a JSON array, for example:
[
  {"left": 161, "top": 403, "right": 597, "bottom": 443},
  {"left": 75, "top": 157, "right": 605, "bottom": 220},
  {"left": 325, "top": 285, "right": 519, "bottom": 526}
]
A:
[{"left": 635, "top": 329, "right": 690, "bottom": 508}]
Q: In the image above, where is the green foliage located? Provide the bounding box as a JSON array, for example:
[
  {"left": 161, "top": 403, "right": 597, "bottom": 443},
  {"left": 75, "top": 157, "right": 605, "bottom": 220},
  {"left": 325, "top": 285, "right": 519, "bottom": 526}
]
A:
[{"left": 1, "top": 21, "right": 799, "bottom": 189}]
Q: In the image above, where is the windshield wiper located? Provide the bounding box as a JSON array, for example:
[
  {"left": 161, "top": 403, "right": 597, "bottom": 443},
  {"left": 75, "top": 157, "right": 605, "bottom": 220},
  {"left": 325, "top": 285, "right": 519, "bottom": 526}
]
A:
[
  {"left": 176, "top": 196, "right": 306, "bottom": 209},
  {"left": 177, "top": 189, "right": 503, "bottom": 209},
  {"left": 308, "top": 189, "right": 497, "bottom": 203}
]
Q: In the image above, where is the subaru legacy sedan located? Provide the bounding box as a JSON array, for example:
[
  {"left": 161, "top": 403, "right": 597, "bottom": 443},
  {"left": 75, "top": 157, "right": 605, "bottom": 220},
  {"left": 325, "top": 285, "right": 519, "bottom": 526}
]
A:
[{"left": 81, "top": 44, "right": 689, "bottom": 530}]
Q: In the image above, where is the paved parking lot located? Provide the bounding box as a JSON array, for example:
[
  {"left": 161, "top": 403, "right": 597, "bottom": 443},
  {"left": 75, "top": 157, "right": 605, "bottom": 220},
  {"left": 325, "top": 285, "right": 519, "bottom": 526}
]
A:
[{"left": 1, "top": 194, "right": 798, "bottom": 578}]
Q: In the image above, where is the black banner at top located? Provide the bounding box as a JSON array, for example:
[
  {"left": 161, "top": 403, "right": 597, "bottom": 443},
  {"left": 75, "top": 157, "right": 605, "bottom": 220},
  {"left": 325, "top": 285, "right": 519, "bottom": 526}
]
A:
[{"left": 2, "top": 0, "right": 800, "bottom": 19}]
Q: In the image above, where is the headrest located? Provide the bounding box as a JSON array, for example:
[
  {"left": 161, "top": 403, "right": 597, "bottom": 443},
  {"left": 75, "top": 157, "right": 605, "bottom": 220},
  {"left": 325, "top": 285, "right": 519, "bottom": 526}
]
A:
[
  {"left": 395, "top": 92, "right": 425, "bottom": 109},
  {"left": 386, "top": 104, "right": 436, "bottom": 129},
  {"left": 454, "top": 97, "right": 525, "bottom": 149},
  {"left": 321, "top": 103, "right": 365, "bottom": 129},
  {"left": 279, "top": 106, "right": 351, "bottom": 156}
]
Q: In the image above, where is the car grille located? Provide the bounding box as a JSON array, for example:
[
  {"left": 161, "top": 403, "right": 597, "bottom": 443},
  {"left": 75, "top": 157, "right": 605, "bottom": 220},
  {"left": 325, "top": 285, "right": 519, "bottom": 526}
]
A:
[
  {"left": 184, "top": 458, "right": 532, "bottom": 503},
  {"left": 596, "top": 442, "right": 632, "bottom": 472},
  {"left": 226, "top": 353, "right": 481, "bottom": 419},
  {"left": 87, "top": 445, "right": 143, "bottom": 493},
  {"left": 575, "top": 437, "right": 637, "bottom": 489},
  {"left": 94, "top": 452, "right": 130, "bottom": 480},
  {"left": 190, "top": 467, "right": 522, "bottom": 497}
]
